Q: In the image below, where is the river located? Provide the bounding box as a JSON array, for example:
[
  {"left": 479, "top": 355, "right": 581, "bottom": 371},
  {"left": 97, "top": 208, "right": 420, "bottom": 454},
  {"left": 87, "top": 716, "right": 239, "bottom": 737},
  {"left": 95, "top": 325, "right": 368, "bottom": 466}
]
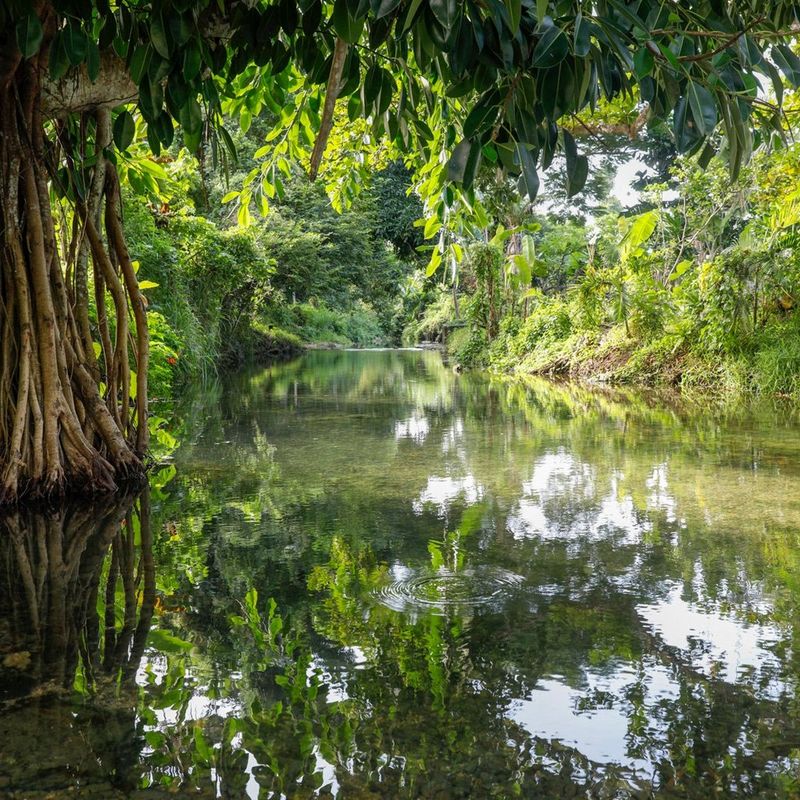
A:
[{"left": 2, "top": 349, "right": 800, "bottom": 798}]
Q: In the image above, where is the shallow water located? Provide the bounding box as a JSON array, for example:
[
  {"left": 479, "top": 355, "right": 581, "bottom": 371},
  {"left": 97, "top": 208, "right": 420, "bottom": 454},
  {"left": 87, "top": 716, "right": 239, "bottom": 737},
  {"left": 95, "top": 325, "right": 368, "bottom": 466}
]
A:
[{"left": 3, "top": 349, "right": 800, "bottom": 798}]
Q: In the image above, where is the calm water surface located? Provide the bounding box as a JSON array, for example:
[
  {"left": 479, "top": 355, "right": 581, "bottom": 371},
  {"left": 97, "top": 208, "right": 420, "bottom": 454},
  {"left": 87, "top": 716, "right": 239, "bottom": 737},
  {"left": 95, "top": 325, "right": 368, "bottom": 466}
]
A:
[{"left": 3, "top": 349, "right": 800, "bottom": 798}]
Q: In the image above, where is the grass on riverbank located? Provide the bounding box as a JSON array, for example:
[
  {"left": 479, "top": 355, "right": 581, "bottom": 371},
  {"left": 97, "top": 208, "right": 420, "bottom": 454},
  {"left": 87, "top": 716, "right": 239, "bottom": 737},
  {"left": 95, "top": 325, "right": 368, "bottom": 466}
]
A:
[{"left": 440, "top": 296, "right": 800, "bottom": 401}]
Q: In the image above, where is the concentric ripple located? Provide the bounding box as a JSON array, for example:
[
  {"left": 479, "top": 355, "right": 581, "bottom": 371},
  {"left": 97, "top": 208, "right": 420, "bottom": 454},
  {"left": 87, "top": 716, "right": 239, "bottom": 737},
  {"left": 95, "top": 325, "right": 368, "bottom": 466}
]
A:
[{"left": 374, "top": 567, "right": 525, "bottom": 614}]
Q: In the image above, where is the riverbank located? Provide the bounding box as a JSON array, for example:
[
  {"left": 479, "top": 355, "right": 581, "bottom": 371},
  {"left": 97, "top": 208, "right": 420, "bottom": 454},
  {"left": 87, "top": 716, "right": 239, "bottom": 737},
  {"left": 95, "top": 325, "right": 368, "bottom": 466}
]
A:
[{"left": 446, "top": 316, "right": 800, "bottom": 401}]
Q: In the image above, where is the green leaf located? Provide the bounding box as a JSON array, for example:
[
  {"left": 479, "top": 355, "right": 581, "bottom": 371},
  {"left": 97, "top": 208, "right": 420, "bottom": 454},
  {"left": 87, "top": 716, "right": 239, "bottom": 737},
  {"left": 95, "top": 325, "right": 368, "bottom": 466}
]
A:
[
  {"left": 16, "top": 12, "right": 43, "bottom": 59},
  {"left": 363, "top": 64, "right": 383, "bottom": 110},
  {"left": 138, "top": 280, "right": 159, "bottom": 290},
  {"left": 423, "top": 215, "right": 440, "bottom": 239},
  {"left": 426, "top": 245, "right": 442, "bottom": 276},
  {"left": 447, "top": 138, "right": 481, "bottom": 189},
  {"left": 63, "top": 24, "right": 89, "bottom": 66},
  {"left": 401, "top": 0, "right": 425, "bottom": 32},
  {"left": 138, "top": 159, "right": 168, "bottom": 180},
  {"left": 772, "top": 44, "right": 800, "bottom": 88},
  {"left": 573, "top": 13, "right": 590, "bottom": 58},
  {"left": 533, "top": 17, "right": 568, "bottom": 69},
  {"left": 673, "top": 94, "right": 700, "bottom": 153},
  {"left": 179, "top": 97, "right": 202, "bottom": 136},
  {"left": 620, "top": 210, "right": 658, "bottom": 262},
  {"left": 150, "top": 13, "right": 171, "bottom": 59},
  {"left": 429, "top": 0, "right": 458, "bottom": 35},
  {"left": 86, "top": 40, "right": 101, "bottom": 81},
  {"left": 194, "top": 727, "right": 212, "bottom": 763},
  {"left": 332, "top": 0, "right": 366, "bottom": 43},
  {"left": 221, "top": 190, "right": 240, "bottom": 203},
  {"left": 686, "top": 80, "right": 716, "bottom": 137},
  {"left": 113, "top": 111, "right": 136, "bottom": 151},
  {"left": 562, "top": 130, "right": 587, "bottom": 197},
  {"left": 504, "top": 0, "right": 522, "bottom": 34},
  {"left": 218, "top": 125, "right": 238, "bottom": 161},
  {"left": 48, "top": 34, "right": 70, "bottom": 80},
  {"left": 536, "top": 0, "right": 547, "bottom": 22},
  {"left": 463, "top": 92, "right": 499, "bottom": 139},
  {"left": 371, "top": 0, "right": 401, "bottom": 18},
  {"left": 514, "top": 142, "right": 539, "bottom": 200},
  {"left": 128, "top": 45, "right": 151, "bottom": 84},
  {"left": 145, "top": 731, "right": 166, "bottom": 749},
  {"left": 377, "top": 69, "right": 394, "bottom": 115},
  {"left": 634, "top": 47, "right": 653, "bottom": 79},
  {"left": 183, "top": 42, "right": 202, "bottom": 81}
]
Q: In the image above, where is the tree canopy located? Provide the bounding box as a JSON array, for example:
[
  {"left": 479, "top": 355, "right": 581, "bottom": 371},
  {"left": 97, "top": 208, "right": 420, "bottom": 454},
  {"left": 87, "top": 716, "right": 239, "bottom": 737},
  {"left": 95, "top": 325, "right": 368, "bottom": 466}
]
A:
[{"left": 5, "top": 1, "right": 800, "bottom": 194}]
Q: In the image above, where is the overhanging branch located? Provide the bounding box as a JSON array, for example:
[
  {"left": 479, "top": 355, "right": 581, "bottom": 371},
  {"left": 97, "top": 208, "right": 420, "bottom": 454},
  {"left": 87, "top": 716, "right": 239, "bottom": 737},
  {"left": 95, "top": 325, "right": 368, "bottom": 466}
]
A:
[{"left": 309, "top": 37, "right": 349, "bottom": 181}]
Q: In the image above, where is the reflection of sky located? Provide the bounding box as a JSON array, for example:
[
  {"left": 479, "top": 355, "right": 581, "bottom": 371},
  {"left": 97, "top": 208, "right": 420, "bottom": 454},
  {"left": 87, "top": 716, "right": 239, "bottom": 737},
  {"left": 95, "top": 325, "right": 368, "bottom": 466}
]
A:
[
  {"left": 395, "top": 413, "right": 429, "bottom": 443},
  {"left": 506, "top": 450, "right": 649, "bottom": 545},
  {"left": 412, "top": 475, "right": 482, "bottom": 516},
  {"left": 510, "top": 663, "right": 678, "bottom": 771},
  {"left": 637, "top": 583, "right": 786, "bottom": 690}
]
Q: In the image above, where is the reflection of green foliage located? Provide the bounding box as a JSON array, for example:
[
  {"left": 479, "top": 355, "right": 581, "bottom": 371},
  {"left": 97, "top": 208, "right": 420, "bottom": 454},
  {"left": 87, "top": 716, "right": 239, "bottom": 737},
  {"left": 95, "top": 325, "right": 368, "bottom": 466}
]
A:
[{"left": 14, "top": 351, "right": 799, "bottom": 797}]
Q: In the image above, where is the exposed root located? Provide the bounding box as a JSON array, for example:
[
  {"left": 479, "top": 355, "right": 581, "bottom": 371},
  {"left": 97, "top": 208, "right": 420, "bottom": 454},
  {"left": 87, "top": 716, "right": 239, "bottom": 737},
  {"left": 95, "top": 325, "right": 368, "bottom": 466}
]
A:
[{"left": 0, "top": 44, "right": 150, "bottom": 505}]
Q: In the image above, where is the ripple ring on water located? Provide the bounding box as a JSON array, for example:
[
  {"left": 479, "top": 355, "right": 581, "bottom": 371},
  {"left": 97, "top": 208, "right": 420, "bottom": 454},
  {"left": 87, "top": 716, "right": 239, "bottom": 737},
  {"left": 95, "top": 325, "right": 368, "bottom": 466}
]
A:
[{"left": 374, "top": 567, "right": 524, "bottom": 614}]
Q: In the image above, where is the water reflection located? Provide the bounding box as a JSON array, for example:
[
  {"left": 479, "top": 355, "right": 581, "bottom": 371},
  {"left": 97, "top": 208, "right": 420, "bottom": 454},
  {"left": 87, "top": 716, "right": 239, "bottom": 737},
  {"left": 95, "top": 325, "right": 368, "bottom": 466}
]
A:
[
  {"left": 3, "top": 350, "right": 800, "bottom": 797},
  {"left": 0, "top": 490, "right": 156, "bottom": 796}
]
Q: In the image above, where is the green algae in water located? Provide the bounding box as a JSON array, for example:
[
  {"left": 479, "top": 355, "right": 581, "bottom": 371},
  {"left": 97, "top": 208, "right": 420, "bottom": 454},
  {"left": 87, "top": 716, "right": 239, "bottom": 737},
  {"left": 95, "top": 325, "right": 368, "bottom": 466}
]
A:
[{"left": 3, "top": 349, "right": 800, "bottom": 797}]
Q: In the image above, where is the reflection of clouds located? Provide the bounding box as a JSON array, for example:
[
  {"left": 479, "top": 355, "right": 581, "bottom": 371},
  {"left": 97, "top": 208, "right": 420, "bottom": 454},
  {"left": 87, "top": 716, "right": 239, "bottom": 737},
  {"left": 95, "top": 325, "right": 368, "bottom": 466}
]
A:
[
  {"left": 523, "top": 450, "right": 595, "bottom": 498},
  {"left": 394, "top": 413, "right": 430, "bottom": 444},
  {"left": 412, "top": 475, "right": 482, "bottom": 516},
  {"left": 591, "top": 485, "right": 646, "bottom": 545},
  {"left": 510, "top": 662, "right": 678, "bottom": 770},
  {"left": 440, "top": 418, "right": 464, "bottom": 454},
  {"left": 637, "top": 582, "right": 785, "bottom": 690},
  {"left": 137, "top": 655, "right": 244, "bottom": 726},
  {"left": 646, "top": 463, "right": 679, "bottom": 522},
  {"left": 506, "top": 451, "right": 650, "bottom": 545}
]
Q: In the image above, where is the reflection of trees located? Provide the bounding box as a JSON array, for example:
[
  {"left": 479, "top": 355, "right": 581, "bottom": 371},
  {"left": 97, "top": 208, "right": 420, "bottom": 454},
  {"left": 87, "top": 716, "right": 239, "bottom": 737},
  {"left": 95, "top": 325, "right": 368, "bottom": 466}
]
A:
[
  {"left": 137, "top": 351, "right": 800, "bottom": 797},
  {"left": 266, "top": 535, "right": 798, "bottom": 798},
  {"left": 0, "top": 491, "right": 158, "bottom": 796}
]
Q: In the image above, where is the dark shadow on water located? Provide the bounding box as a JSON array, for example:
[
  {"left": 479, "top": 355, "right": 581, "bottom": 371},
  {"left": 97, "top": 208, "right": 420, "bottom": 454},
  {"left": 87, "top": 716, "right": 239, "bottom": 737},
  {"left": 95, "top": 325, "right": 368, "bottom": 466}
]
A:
[{"left": 0, "top": 490, "right": 157, "bottom": 797}]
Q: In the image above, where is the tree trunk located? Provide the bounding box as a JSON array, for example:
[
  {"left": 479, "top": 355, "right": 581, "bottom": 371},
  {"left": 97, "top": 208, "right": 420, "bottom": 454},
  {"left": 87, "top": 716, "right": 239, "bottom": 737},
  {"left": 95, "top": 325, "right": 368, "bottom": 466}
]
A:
[{"left": 0, "top": 51, "right": 147, "bottom": 503}]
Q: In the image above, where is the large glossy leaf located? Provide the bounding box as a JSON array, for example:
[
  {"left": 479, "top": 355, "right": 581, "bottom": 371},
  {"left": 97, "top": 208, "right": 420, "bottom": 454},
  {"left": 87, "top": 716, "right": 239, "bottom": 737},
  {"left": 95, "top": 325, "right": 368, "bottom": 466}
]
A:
[
  {"left": 150, "top": 12, "right": 171, "bottom": 59},
  {"left": 113, "top": 110, "right": 135, "bottom": 151},
  {"left": 48, "top": 33, "right": 70, "bottom": 80},
  {"left": 563, "top": 130, "right": 587, "bottom": 197},
  {"left": 673, "top": 95, "right": 701, "bottom": 153},
  {"left": 332, "top": 0, "right": 366, "bottom": 43},
  {"left": 429, "top": 0, "right": 458, "bottom": 35},
  {"left": 504, "top": 0, "right": 522, "bottom": 34},
  {"left": 183, "top": 42, "right": 202, "bottom": 81},
  {"left": 533, "top": 17, "right": 569, "bottom": 68},
  {"left": 447, "top": 138, "right": 481, "bottom": 189},
  {"left": 63, "top": 24, "right": 89, "bottom": 66},
  {"left": 514, "top": 142, "right": 539, "bottom": 200},
  {"left": 371, "top": 0, "right": 401, "bottom": 18},
  {"left": 463, "top": 90, "right": 500, "bottom": 139},
  {"left": 686, "top": 80, "right": 717, "bottom": 137},
  {"left": 573, "top": 13, "right": 590, "bottom": 58},
  {"left": 772, "top": 44, "right": 800, "bottom": 88}
]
